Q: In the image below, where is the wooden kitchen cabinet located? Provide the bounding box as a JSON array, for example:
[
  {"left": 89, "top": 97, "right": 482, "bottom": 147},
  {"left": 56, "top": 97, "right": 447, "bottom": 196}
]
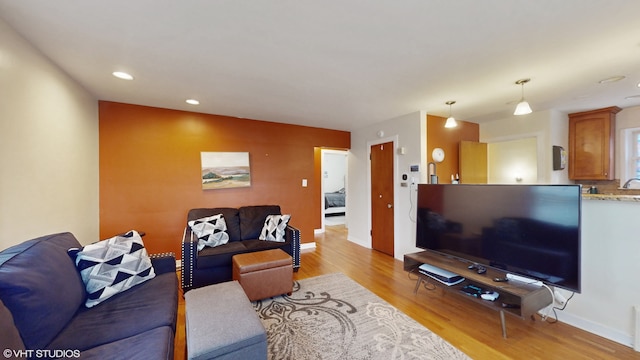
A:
[{"left": 568, "top": 106, "right": 621, "bottom": 180}]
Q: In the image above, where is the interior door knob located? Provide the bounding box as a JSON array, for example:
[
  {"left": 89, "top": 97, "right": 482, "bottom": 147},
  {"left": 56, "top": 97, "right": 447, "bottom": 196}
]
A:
[{"left": 387, "top": 203, "right": 393, "bottom": 208}]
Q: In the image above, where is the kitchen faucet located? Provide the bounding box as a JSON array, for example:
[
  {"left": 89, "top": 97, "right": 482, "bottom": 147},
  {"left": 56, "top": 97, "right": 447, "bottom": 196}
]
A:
[{"left": 622, "top": 178, "right": 640, "bottom": 188}]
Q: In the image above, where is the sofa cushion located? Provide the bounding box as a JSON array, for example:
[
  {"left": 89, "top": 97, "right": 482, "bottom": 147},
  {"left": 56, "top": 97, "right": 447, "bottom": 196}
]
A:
[
  {"left": 196, "top": 241, "right": 248, "bottom": 269},
  {"left": 197, "top": 239, "right": 292, "bottom": 270},
  {"left": 47, "top": 272, "right": 178, "bottom": 352},
  {"left": 0, "top": 298, "right": 25, "bottom": 353},
  {"left": 239, "top": 205, "right": 281, "bottom": 240},
  {"left": 189, "top": 214, "right": 230, "bottom": 250},
  {"left": 0, "top": 232, "right": 86, "bottom": 350},
  {"left": 69, "top": 326, "right": 175, "bottom": 360},
  {"left": 68, "top": 230, "right": 156, "bottom": 308},
  {"left": 259, "top": 214, "right": 291, "bottom": 242},
  {"left": 188, "top": 208, "right": 241, "bottom": 241}
]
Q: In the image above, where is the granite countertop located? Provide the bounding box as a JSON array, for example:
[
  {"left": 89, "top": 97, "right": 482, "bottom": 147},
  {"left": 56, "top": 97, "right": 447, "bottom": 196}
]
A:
[{"left": 582, "top": 194, "right": 640, "bottom": 202}]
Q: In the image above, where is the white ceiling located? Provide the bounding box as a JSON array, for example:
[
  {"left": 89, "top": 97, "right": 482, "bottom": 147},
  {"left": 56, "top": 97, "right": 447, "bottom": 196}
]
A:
[{"left": 2, "top": 0, "right": 640, "bottom": 131}]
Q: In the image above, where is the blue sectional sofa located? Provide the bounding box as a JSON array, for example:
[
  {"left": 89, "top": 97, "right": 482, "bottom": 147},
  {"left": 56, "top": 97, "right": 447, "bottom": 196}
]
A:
[{"left": 0, "top": 232, "right": 178, "bottom": 360}]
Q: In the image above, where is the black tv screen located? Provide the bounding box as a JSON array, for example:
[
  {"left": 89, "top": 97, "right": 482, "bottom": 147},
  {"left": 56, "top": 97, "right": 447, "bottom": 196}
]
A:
[{"left": 416, "top": 184, "right": 581, "bottom": 293}]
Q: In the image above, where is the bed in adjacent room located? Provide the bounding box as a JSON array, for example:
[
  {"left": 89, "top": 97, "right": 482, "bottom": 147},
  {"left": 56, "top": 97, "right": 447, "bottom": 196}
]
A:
[{"left": 324, "top": 188, "right": 345, "bottom": 215}]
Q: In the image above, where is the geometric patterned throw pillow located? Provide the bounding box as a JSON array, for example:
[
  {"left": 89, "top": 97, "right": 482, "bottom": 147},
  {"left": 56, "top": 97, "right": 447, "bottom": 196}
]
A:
[
  {"left": 67, "top": 230, "right": 156, "bottom": 308},
  {"left": 188, "top": 214, "right": 230, "bottom": 251},
  {"left": 259, "top": 214, "right": 291, "bottom": 242}
]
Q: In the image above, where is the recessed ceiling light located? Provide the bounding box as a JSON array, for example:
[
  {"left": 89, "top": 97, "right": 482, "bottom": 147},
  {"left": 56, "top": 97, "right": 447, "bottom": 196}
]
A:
[
  {"left": 112, "top": 71, "right": 134, "bottom": 80},
  {"left": 637, "top": 81, "right": 640, "bottom": 88},
  {"left": 598, "top": 75, "right": 625, "bottom": 84},
  {"left": 186, "top": 99, "right": 200, "bottom": 105}
]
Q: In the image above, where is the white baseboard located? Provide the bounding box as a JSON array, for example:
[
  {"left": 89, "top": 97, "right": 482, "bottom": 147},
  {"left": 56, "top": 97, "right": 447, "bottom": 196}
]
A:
[
  {"left": 314, "top": 228, "right": 324, "bottom": 234},
  {"left": 300, "top": 242, "right": 316, "bottom": 251},
  {"left": 556, "top": 311, "right": 635, "bottom": 349},
  {"left": 346, "top": 235, "right": 369, "bottom": 249}
]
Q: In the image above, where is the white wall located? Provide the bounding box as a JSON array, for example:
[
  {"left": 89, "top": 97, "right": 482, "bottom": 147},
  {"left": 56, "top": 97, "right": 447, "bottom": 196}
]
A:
[
  {"left": 347, "top": 111, "right": 426, "bottom": 260},
  {"left": 487, "top": 137, "right": 538, "bottom": 184},
  {"left": 0, "top": 18, "right": 99, "bottom": 248},
  {"left": 549, "top": 109, "right": 570, "bottom": 184},
  {"left": 481, "top": 105, "right": 639, "bottom": 186},
  {"left": 556, "top": 199, "right": 640, "bottom": 348},
  {"left": 481, "top": 105, "right": 640, "bottom": 186},
  {"left": 480, "top": 109, "right": 570, "bottom": 184}
]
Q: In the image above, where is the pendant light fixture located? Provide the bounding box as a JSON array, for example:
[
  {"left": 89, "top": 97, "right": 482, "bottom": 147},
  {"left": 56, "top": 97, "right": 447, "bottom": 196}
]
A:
[
  {"left": 514, "top": 78, "right": 532, "bottom": 115},
  {"left": 444, "top": 101, "right": 458, "bottom": 128}
]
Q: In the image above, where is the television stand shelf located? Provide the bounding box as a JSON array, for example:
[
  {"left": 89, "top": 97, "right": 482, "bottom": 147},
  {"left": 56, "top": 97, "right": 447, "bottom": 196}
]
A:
[{"left": 404, "top": 251, "right": 553, "bottom": 338}]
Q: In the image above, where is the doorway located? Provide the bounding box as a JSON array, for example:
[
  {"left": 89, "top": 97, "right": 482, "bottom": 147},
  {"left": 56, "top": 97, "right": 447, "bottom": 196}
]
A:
[
  {"left": 370, "top": 141, "right": 394, "bottom": 256},
  {"left": 321, "top": 149, "right": 348, "bottom": 230},
  {"left": 487, "top": 137, "right": 538, "bottom": 184}
]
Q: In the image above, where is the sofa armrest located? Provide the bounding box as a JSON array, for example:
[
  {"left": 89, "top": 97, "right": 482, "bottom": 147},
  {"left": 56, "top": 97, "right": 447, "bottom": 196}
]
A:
[
  {"left": 181, "top": 227, "right": 198, "bottom": 291},
  {"left": 150, "top": 253, "right": 176, "bottom": 275},
  {"left": 286, "top": 224, "right": 301, "bottom": 270}
]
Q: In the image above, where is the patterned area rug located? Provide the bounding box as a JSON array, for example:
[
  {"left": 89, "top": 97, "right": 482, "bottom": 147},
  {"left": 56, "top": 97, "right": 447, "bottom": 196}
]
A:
[{"left": 253, "top": 273, "right": 470, "bottom": 360}]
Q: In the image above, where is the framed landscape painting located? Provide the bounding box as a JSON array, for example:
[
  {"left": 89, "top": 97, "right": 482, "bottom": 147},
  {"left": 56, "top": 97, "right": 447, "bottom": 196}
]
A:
[{"left": 201, "top": 152, "right": 251, "bottom": 189}]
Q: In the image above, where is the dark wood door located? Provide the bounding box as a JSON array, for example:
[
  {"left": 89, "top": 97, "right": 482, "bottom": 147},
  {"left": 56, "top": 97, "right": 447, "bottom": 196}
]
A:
[{"left": 370, "top": 142, "right": 394, "bottom": 256}]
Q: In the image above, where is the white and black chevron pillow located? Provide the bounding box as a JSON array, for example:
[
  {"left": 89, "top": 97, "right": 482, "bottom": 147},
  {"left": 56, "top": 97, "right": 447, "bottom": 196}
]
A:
[
  {"left": 259, "top": 214, "right": 291, "bottom": 242},
  {"left": 68, "top": 230, "right": 156, "bottom": 308},
  {"left": 188, "top": 214, "right": 230, "bottom": 251}
]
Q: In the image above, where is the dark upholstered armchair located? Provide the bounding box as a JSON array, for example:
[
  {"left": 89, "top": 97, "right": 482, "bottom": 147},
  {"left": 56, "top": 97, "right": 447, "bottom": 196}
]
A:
[{"left": 181, "top": 205, "right": 300, "bottom": 292}]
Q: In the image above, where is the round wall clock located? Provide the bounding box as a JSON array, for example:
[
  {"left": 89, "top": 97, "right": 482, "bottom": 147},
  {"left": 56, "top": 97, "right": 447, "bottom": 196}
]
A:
[{"left": 432, "top": 148, "right": 445, "bottom": 163}]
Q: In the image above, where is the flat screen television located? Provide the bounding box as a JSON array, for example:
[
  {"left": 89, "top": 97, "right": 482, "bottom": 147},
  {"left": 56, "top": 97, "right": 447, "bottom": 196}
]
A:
[{"left": 416, "top": 184, "right": 581, "bottom": 293}]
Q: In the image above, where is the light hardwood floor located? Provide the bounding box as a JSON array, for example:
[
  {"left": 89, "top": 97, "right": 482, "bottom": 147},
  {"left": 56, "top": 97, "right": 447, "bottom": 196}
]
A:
[{"left": 174, "top": 225, "right": 640, "bottom": 359}]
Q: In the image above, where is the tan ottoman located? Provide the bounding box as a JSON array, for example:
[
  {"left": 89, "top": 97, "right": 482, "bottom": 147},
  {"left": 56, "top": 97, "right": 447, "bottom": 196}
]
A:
[{"left": 232, "top": 249, "right": 293, "bottom": 301}]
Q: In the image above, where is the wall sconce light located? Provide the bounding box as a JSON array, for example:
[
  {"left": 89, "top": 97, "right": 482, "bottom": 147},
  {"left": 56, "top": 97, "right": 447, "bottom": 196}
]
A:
[
  {"left": 514, "top": 79, "right": 532, "bottom": 115},
  {"left": 444, "top": 101, "right": 458, "bottom": 128}
]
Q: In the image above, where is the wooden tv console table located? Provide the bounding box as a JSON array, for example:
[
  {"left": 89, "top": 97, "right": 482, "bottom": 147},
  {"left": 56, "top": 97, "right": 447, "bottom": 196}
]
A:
[{"left": 404, "top": 251, "right": 553, "bottom": 338}]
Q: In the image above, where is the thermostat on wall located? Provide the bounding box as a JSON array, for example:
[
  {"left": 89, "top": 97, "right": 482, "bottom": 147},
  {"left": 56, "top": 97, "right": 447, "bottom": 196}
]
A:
[{"left": 552, "top": 146, "right": 566, "bottom": 170}]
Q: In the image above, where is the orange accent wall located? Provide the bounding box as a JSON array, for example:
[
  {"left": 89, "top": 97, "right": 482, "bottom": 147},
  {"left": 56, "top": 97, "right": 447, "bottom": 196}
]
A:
[
  {"left": 99, "top": 102, "right": 350, "bottom": 258},
  {"left": 426, "top": 115, "right": 479, "bottom": 183}
]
